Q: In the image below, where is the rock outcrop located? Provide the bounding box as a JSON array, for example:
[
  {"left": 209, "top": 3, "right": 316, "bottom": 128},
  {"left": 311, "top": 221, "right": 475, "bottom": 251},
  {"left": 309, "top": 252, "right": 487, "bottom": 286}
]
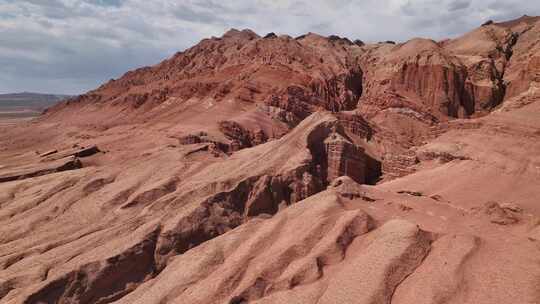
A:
[
  {"left": 324, "top": 127, "right": 366, "bottom": 184},
  {"left": 40, "top": 145, "right": 100, "bottom": 162},
  {"left": 501, "top": 16, "right": 540, "bottom": 100},
  {"left": 0, "top": 156, "right": 82, "bottom": 183}
]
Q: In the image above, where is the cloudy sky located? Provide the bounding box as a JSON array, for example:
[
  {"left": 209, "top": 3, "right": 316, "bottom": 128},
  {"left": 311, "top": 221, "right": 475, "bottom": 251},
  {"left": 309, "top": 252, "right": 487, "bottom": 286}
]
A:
[{"left": 1, "top": 0, "right": 539, "bottom": 95}]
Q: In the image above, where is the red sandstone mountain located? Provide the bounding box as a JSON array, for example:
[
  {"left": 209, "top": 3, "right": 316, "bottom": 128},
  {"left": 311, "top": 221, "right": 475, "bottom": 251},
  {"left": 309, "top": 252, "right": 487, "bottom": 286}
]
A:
[{"left": 0, "top": 15, "right": 539, "bottom": 304}]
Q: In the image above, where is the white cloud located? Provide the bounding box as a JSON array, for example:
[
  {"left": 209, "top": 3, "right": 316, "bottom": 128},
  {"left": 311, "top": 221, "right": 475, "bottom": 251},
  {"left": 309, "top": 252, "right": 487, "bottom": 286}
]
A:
[{"left": 0, "top": 0, "right": 539, "bottom": 94}]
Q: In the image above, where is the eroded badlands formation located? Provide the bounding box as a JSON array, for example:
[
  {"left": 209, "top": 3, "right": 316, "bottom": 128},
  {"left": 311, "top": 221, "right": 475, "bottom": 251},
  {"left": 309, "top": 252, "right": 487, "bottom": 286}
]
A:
[{"left": 0, "top": 15, "right": 539, "bottom": 304}]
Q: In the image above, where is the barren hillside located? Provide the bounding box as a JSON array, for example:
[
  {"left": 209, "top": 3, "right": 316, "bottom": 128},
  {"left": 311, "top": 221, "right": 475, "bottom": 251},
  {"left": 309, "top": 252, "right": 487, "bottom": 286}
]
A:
[{"left": 0, "top": 15, "right": 539, "bottom": 304}]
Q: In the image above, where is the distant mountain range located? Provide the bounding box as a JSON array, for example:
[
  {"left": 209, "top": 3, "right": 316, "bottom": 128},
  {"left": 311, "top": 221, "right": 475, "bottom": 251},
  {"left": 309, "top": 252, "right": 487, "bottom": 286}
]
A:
[
  {"left": 0, "top": 92, "right": 73, "bottom": 120},
  {"left": 0, "top": 92, "right": 73, "bottom": 109}
]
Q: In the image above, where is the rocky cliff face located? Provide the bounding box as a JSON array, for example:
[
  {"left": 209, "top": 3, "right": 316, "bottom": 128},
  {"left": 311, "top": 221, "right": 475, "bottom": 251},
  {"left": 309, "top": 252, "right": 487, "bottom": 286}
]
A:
[
  {"left": 47, "top": 31, "right": 362, "bottom": 126},
  {"left": 501, "top": 16, "right": 540, "bottom": 100},
  {"left": 358, "top": 26, "right": 519, "bottom": 120},
  {"left": 324, "top": 128, "right": 366, "bottom": 184},
  {"left": 42, "top": 18, "right": 538, "bottom": 183}
]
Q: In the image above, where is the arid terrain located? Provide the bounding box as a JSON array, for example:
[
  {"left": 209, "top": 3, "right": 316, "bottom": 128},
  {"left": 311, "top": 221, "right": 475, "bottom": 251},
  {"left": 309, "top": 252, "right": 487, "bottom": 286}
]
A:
[{"left": 1, "top": 15, "right": 540, "bottom": 304}]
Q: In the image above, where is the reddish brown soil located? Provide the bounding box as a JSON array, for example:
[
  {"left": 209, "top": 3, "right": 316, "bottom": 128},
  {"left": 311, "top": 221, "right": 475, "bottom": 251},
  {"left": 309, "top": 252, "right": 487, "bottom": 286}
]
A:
[{"left": 0, "top": 15, "right": 539, "bottom": 304}]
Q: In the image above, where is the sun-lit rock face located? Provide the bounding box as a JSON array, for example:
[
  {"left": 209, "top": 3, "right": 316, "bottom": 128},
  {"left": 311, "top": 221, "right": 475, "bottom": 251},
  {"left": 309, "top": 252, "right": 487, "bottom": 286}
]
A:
[{"left": 358, "top": 27, "right": 521, "bottom": 120}]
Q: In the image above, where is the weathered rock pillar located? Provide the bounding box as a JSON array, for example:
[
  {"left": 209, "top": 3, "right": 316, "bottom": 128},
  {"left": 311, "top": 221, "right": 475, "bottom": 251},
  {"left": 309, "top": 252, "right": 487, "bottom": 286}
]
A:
[{"left": 324, "top": 126, "right": 366, "bottom": 184}]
